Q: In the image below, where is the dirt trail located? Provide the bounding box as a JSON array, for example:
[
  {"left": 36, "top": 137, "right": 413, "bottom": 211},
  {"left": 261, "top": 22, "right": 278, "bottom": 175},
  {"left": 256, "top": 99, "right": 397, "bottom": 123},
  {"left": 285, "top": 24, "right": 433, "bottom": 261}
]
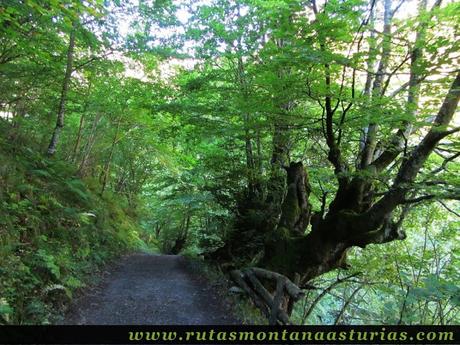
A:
[{"left": 63, "top": 253, "right": 239, "bottom": 324}]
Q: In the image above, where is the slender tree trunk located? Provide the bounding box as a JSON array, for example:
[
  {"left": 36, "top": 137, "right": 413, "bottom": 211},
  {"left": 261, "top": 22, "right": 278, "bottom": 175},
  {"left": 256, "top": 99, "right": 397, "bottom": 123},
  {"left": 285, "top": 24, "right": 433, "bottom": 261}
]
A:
[
  {"left": 358, "top": 9, "right": 376, "bottom": 156},
  {"left": 238, "top": 59, "right": 258, "bottom": 196},
  {"left": 265, "top": 34, "right": 294, "bottom": 214},
  {"left": 360, "top": 0, "right": 392, "bottom": 168},
  {"left": 370, "top": 0, "right": 435, "bottom": 172},
  {"left": 100, "top": 116, "right": 122, "bottom": 195},
  {"left": 72, "top": 114, "right": 85, "bottom": 162},
  {"left": 78, "top": 113, "right": 102, "bottom": 176},
  {"left": 235, "top": 38, "right": 261, "bottom": 198},
  {"left": 47, "top": 21, "right": 77, "bottom": 156},
  {"left": 72, "top": 81, "right": 92, "bottom": 162},
  {"left": 256, "top": 127, "right": 263, "bottom": 175}
]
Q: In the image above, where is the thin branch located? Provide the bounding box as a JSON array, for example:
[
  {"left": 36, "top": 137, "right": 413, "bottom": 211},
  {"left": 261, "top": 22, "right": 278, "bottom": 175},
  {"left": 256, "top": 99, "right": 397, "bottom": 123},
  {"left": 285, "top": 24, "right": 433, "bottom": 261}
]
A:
[
  {"left": 438, "top": 200, "right": 460, "bottom": 218},
  {"left": 302, "top": 273, "right": 361, "bottom": 322}
]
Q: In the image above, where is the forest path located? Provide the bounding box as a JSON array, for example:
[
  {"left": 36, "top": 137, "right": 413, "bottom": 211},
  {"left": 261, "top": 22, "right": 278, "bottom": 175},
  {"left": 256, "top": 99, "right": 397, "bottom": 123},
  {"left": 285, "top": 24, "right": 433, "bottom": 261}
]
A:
[{"left": 62, "top": 253, "right": 239, "bottom": 324}]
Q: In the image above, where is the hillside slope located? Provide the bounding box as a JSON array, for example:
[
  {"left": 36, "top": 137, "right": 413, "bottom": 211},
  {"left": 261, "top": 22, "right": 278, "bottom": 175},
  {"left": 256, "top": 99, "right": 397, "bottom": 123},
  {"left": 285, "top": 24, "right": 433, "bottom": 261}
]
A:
[{"left": 0, "top": 133, "right": 147, "bottom": 324}]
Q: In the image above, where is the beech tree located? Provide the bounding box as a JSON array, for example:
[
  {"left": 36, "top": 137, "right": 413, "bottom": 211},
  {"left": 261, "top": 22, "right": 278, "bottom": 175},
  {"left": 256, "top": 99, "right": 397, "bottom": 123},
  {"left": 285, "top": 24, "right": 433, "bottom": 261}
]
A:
[{"left": 175, "top": 0, "right": 460, "bottom": 320}]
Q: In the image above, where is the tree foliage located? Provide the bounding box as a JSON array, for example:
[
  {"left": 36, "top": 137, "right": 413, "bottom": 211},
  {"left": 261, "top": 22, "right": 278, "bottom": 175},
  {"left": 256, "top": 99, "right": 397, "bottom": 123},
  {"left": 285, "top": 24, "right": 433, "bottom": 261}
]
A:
[{"left": 0, "top": 0, "right": 458, "bottom": 324}]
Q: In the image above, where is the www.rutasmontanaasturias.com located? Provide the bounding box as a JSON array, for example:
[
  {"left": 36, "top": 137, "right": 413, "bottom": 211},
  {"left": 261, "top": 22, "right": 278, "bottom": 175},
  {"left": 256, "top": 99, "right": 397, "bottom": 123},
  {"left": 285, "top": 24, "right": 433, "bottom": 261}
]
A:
[{"left": 127, "top": 328, "right": 455, "bottom": 343}]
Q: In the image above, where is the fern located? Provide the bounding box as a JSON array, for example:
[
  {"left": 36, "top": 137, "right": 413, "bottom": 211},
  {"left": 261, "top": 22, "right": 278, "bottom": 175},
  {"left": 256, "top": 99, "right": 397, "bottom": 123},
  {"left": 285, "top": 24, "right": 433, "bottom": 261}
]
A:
[{"left": 64, "top": 179, "right": 90, "bottom": 202}]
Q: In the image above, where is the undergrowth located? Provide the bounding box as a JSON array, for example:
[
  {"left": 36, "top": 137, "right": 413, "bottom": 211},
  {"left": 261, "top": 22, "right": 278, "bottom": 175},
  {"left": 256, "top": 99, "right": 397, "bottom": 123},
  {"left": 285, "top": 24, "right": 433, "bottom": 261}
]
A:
[{"left": 0, "top": 131, "right": 147, "bottom": 324}]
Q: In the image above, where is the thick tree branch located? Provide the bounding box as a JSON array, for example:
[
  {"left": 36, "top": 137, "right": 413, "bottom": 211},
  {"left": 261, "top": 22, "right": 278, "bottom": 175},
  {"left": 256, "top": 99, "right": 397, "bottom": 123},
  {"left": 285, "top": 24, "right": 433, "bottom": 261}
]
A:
[{"left": 363, "top": 72, "right": 460, "bottom": 226}]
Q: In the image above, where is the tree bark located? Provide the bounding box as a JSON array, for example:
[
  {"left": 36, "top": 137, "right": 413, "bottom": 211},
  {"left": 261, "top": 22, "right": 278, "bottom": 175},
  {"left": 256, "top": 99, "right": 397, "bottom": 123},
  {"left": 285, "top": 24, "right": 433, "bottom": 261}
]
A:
[
  {"left": 47, "top": 21, "right": 77, "bottom": 156},
  {"left": 278, "top": 162, "right": 312, "bottom": 235},
  {"left": 78, "top": 113, "right": 102, "bottom": 177},
  {"left": 72, "top": 81, "right": 92, "bottom": 162},
  {"left": 360, "top": 0, "right": 393, "bottom": 168},
  {"left": 100, "top": 116, "right": 122, "bottom": 195}
]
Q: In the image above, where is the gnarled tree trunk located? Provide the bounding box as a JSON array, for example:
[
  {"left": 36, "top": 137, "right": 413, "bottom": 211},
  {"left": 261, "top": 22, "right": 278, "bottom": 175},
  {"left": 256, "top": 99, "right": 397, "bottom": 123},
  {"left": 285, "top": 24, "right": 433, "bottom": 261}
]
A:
[
  {"left": 278, "top": 162, "right": 312, "bottom": 235},
  {"left": 260, "top": 72, "right": 460, "bottom": 284}
]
